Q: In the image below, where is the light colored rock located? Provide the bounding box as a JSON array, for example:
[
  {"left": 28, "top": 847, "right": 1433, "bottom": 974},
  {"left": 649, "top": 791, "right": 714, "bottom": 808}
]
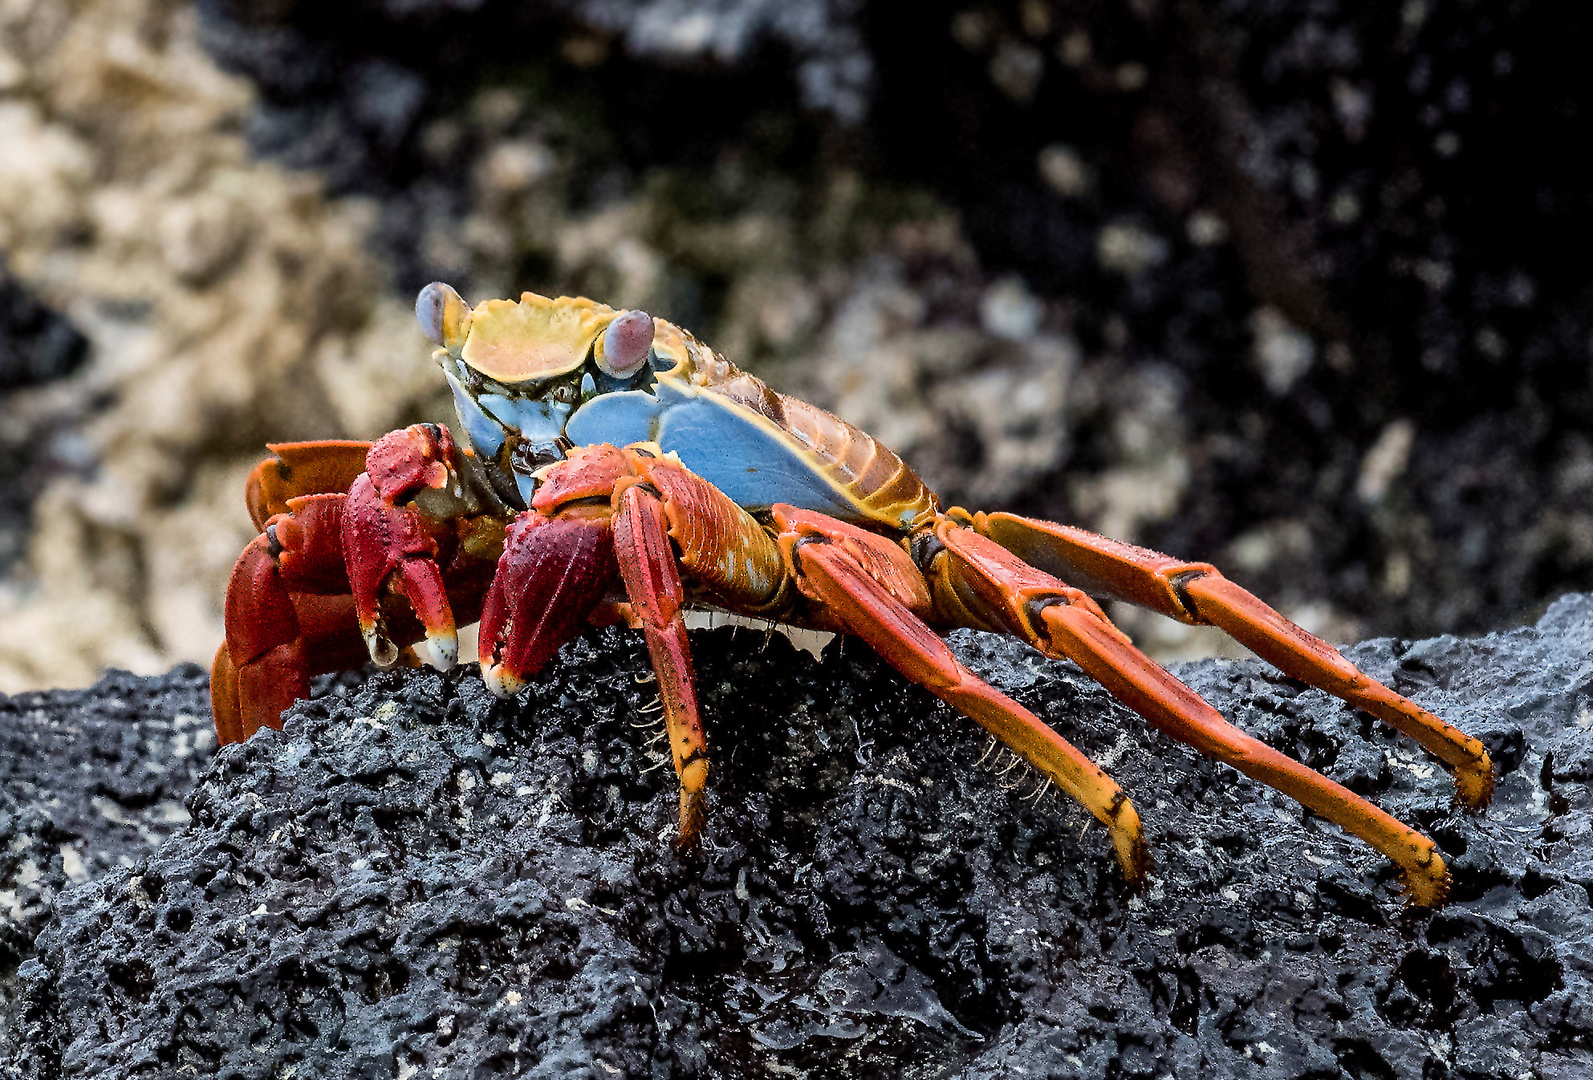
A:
[{"left": 0, "top": 0, "right": 428, "bottom": 693}]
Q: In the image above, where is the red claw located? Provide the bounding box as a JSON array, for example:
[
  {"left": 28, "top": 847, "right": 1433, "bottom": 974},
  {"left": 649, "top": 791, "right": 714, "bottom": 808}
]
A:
[
  {"left": 342, "top": 426, "right": 467, "bottom": 669},
  {"left": 365, "top": 424, "right": 457, "bottom": 504},
  {"left": 478, "top": 513, "right": 619, "bottom": 696}
]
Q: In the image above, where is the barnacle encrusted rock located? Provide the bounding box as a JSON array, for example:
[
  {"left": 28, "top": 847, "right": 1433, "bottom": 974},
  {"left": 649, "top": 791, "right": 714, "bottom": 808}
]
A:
[{"left": 4, "top": 597, "right": 1591, "bottom": 1077}]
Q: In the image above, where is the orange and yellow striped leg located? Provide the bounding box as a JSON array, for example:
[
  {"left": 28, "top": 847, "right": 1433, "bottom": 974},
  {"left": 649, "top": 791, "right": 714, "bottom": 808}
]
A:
[
  {"left": 930, "top": 522, "right": 1450, "bottom": 907},
  {"left": 613, "top": 481, "right": 710, "bottom": 847},
  {"left": 974, "top": 511, "right": 1494, "bottom": 809},
  {"left": 773, "top": 506, "right": 1151, "bottom": 889}
]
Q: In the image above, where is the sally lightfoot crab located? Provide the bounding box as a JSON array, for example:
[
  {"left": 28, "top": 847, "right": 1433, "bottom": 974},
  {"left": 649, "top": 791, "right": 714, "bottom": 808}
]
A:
[{"left": 212, "top": 284, "right": 1493, "bottom": 906}]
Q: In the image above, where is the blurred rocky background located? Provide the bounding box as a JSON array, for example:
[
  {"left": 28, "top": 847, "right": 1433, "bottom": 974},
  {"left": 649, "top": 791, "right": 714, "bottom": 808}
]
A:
[{"left": 0, "top": 0, "right": 1588, "bottom": 691}]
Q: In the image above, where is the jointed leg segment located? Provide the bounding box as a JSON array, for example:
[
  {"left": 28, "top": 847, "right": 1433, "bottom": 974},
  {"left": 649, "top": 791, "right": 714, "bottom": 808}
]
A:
[
  {"left": 613, "top": 482, "right": 711, "bottom": 845},
  {"left": 974, "top": 511, "right": 1493, "bottom": 809},
  {"left": 926, "top": 516, "right": 1453, "bottom": 905},
  {"left": 773, "top": 506, "right": 1151, "bottom": 887}
]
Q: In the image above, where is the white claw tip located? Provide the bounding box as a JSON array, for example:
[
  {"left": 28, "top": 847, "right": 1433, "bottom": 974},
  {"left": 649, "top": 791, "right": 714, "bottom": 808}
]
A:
[
  {"left": 363, "top": 626, "right": 400, "bottom": 669},
  {"left": 481, "top": 662, "right": 526, "bottom": 698},
  {"left": 426, "top": 631, "right": 459, "bottom": 672}
]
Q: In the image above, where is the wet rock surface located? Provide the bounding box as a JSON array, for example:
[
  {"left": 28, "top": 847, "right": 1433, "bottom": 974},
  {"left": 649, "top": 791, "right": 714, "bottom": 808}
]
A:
[{"left": 6, "top": 597, "right": 1592, "bottom": 1077}]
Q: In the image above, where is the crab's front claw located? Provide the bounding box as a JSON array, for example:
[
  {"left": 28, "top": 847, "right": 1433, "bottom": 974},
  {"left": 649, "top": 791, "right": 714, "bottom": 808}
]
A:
[
  {"left": 477, "top": 512, "right": 619, "bottom": 696},
  {"left": 341, "top": 425, "right": 470, "bottom": 670},
  {"left": 342, "top": 474, "right": 458, "bottom": 668}
]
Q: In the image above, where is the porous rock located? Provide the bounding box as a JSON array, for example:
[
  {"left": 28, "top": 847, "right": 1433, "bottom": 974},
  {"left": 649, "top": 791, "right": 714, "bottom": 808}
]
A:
[
  {"left": 4, "top": 0, "right": 1591, "bottom": 696},
  {"left": 7, "top": 597, "right": 1593, "bottom": 1077},
  {"left": 0, "top": 666, "right": 214, "bottom": 1059}
]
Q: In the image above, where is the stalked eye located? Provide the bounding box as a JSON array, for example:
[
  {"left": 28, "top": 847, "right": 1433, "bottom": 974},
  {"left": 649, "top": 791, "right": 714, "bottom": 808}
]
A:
[
  {"left": 595, "top": 310, "right": 654, "bottom": 378},
  {"left": 416, "top": 282, "right": 472, "bottom": 353}
]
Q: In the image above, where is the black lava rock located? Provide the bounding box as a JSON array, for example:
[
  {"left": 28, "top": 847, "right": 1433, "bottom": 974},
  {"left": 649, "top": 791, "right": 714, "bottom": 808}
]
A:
[
  {"left": 0, "top": 666, "right": 215, "bottom": 1060},
  {"left": 6, "top": 598, "right": 1592, "bottom": 1076},
  {"left": 0, "top": 270, "right": 87, "bottom": 393}
]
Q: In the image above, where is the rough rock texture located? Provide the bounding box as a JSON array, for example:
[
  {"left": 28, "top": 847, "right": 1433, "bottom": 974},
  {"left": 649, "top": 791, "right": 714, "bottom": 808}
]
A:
[
  {"left": 8, "top": 596, "right": 1591, "bottom": 1077},
  {"left": 0, "top": 0, "right": 436, "bottom": 691},
  {"left": 0, "top": 666, "right": 214, "bottom": 1057}
]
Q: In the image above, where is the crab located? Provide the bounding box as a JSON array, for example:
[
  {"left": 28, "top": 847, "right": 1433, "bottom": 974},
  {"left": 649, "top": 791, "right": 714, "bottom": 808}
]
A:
[{"left": 211, "top": 284, "right": 1494, "bottom": 906}]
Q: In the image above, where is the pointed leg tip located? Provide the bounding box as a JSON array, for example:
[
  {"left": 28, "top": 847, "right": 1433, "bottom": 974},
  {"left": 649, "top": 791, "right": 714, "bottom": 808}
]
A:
[
  {"left": 1119, "top": 837, "right": 1154, "bottom": 893},
  {"left": 1398, "top": 847, "right": 1450, "bottom": 909},
  {"left": 1402, "top": 867, "right": 1451, "bottom": 910},
  {"left": 1455, "top": 757, "right": 1496, "bottom": 812},
  {"left": 676, "top": 789, "right": 707, "bottom": 853}
]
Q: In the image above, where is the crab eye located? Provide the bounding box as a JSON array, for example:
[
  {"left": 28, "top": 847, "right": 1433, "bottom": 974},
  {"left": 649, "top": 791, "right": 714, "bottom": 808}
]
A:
[
  {"left": 595, "top": 310, "right": 654, "bottom": 378},
  {"left": 416, "top": 282, "right": 473, "bottom": 352}
]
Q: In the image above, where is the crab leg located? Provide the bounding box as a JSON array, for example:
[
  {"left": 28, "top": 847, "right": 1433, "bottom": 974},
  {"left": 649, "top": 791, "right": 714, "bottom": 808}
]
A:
[
  {"left": 601, "top": 448, "right": 794, "bottom": 845},
  {"left": 773, "top": 505, "right": 1151, "bottom": 889},
  {"left": 213, "top": 493, "right": 372, "bottom": 741},
  {"left": 245, "top": 440, "right": 373, "bottom": 530},
  {"left": 612, "top": 483, "right": 711, "bottom": 846},
  {"left": 926, "top": 519, "right": 1450, "bottom": 906},
  {"left": 969, "top": 512, "right": 1493, "bottom": 809}
]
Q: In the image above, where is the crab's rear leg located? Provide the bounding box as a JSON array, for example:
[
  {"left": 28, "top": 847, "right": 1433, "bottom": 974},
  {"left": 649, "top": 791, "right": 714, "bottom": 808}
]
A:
[
  {"left": 969, "top": 512, "right": 1493, "bottom": 809},
  {"left": 924, "top": 519, "right": 1450, "bottom": 906},
  {"left": 213, "top": 493, "right": 374, "bottom": 742},
  {"left": 246, "top": 440, "right": 373, "bottom": 530},
  {"left": 215, "top": 438, "right": 378, "bottom": 740},
  {"left": 771, "top": 506, "right": 1151, "bottom": 889}
]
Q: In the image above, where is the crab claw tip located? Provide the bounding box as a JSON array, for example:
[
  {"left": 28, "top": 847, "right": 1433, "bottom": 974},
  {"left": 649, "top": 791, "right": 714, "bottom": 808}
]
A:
[
  {"left": 481, "top": 662, "right": 527, "bottom": 698},
  {"left": 359, "top": 622, "right": 400, "bottom": 668},
  {"left": 425, "top": 630, "right": 459, "bottom": 672}
]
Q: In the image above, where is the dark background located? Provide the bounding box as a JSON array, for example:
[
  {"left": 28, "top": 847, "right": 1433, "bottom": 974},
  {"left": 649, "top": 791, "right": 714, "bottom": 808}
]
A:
[{"left": 4, "top": 0, "right": 1590, "bottom": 657}]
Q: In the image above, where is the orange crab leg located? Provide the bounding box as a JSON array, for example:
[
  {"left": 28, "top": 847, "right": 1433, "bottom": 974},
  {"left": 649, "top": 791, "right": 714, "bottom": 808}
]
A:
[
  {"left": 613, "top": 482, "right": 711, "bottom": 846},
  {"left": 772, "top": 505, "right": 1151, "bottom": 889},
  {"left": 971, "top": 511, "right": 1494, "bottom": 808},
  {"left": 246, "top": 440, "right": 373, "bottom": 530},
  {"left": 928, "top": 520, "right": 1449, "bottom": 907}
]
